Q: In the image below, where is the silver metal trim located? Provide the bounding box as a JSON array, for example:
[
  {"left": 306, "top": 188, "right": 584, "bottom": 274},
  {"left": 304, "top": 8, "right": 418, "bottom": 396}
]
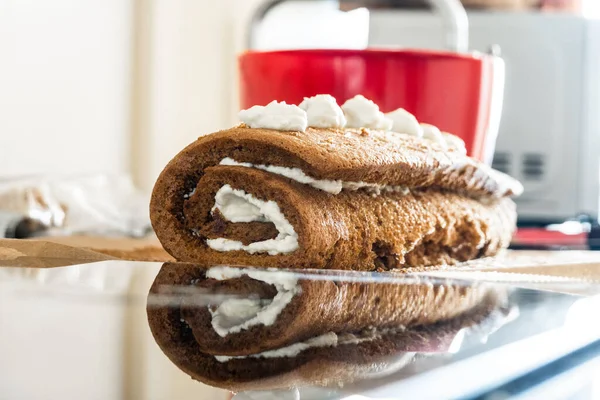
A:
[{"left": 246, "top": 0, "right": 469, "bottom": 53}]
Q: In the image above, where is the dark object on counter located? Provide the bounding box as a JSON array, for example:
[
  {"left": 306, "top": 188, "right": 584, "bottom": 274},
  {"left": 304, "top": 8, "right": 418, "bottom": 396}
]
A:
[
  {"left": 588, "top": 221, "right": 600, "bottom": 251},
  {"left": 511, "top": 215, "right": 600, "bottom": 251},
  {"left": 339, "top": 0, "right": 541, "bottom": 10},
  {"left": 0, "top": 210, "right": 47, "bottom": 239},
  {"left": 340, "top": 0, "right": 432, "bottom": 10}
]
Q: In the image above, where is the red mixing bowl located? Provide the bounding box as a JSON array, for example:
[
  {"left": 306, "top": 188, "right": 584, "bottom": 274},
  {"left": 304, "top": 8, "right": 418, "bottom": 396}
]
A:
[{"left": 238, "top": 49, "right": 504, "bottom": 162}]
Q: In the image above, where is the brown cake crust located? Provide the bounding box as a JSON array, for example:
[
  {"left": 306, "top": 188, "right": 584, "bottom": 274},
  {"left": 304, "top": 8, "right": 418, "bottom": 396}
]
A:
[
  {"left": 153, "top": 165, "right": 516, "bottom": 270},
  {"left": 146, "top": 263, "right": 507, "bottom": 391},
  {"left": 156, "top": 126, "right": 522, "bottom": 198},
  {"left": 150, "top": 126, "right": 520, "bottom": 270}
]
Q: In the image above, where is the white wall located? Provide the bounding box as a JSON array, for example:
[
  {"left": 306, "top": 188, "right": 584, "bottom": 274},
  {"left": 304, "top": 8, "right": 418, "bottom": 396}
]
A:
[
  {"left": 1, "top": 0, "right": 361, "bottom": 190},
  {"left": 130, "top": 0, "right": 371, "bottom": 191},
  {"left": 0, "top": 0, "right": 271, "bottom": 190},
  {"left": 130, "top": 0, "right": 264, "bottom": 191},
  {"left": 0, "top": 0, "right": 133, "bottom": 177}
]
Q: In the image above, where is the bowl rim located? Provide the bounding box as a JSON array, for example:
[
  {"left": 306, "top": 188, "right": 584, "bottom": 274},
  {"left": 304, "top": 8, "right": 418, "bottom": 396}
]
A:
[{"left": 239, "top": 48, "right": 493, "bottom": 62}]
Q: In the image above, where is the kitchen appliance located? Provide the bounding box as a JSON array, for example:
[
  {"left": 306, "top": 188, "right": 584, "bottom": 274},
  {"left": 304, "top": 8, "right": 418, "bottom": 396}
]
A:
[
  {"left": 367, "top": 10, "right": 600, "bottom": 224},
  {"left": 242, "top": 0, "right": 505, "bottom": 163},
  {"left": 247, "top": 1, "right": 600, "bottom": 225}
]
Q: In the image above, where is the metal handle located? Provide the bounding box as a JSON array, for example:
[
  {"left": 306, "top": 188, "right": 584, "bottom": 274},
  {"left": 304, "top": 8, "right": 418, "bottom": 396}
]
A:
[
  {"left": 247, "top": 0, "right": 286, "bottom": 50},
  {"left": 247, "top": 0, "right": 469, "bottom": 53},
  {"left": 427, "top": 0, "right": 469, "bottom": 53}
]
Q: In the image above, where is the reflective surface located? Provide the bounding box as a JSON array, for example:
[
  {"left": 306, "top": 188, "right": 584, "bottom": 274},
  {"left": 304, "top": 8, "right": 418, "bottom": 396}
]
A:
[{"left": 1, "top": 260, "right": 600, "bottom": 400}]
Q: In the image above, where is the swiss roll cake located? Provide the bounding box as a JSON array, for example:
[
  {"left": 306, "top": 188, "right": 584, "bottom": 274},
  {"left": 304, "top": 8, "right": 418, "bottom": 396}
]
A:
[{"left": 150, "top": 95, "right": 522, "bottom": 270}]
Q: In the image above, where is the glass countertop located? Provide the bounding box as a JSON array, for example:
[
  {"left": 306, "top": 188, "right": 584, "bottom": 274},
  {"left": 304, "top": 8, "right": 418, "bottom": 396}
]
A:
[{"left": 1, "top": 260, "right": 600, "bottom": 400}]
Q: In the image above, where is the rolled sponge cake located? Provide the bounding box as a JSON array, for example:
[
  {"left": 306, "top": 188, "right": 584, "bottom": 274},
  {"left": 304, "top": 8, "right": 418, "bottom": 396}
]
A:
[
  {"left": 146, "top": 263, "right": 508, "bottom": 391},
  {"left": 150, "top": 126, "right": 521, "bottom": 270}
]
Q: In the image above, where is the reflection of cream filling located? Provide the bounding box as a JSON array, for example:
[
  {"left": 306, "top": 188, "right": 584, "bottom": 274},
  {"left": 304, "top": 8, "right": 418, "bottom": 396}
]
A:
[
  {"left": 206, "top": 267, "right": 301, "bottom": 337},
  {"left": 360, "top": 352, "right": 418, "bottom": 379},
  {"left": 214, "top": 327, "right": 406, "bottom": 362},
  {"left": 219, "top": 158, "right": 409, "bottom": 196},
  {"left": 206, "top": 185, "right": 299, "bottom": 255}
]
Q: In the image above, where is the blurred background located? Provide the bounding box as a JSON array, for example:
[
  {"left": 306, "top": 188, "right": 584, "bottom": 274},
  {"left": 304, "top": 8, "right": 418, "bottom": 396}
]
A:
[
  {"left": 2, "top": 2, "right": 600, "bottom": 399},
  {"left": 1, "top": 0, "right": 600, "bottom": 246},
  {"left": 1, "top": 0, "right": 262, "bottom": 191}
]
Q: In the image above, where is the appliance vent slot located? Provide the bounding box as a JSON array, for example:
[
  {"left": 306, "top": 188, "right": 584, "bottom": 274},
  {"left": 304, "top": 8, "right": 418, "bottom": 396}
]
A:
[
  {"left": 492, "top": 152, "right": 511, "bottom": 175},
  {"left": 522, "top": 153, "right": 545, "bottom": 180}
]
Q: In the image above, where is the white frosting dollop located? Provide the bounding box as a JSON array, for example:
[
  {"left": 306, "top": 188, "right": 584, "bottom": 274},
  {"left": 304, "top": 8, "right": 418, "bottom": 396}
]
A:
[
  {"left": 238, "top": 101, "right": 308, "bottom": 132},
  {"left": 341, "top": 95, "right": 393, "bottom": 130},
  {"left": 443, "top": 132, "right": 467, "bottom": 155},
  {"left": 421, "top": 123, "right": 447, "bottom": 150},
  {"left": 237, "top": 97, "right": 466, "bottom": 156},
  {"left": 386, "top": 108, "right": 423, "bottom": 137},
  {"left": 206, "top": 267, "right": 301, "bottom": 337},
  {"left": 386, "top": 108, "right": 466, "bottom": 153},
  {"left": 206, "top": 185, "right": 299, "bottom": 255},
  {"left": 237, "top": 97, "right": 468, "bottom": 156},
  {"left": 299, "top": 94, "right": 346, "bottom": 128}
]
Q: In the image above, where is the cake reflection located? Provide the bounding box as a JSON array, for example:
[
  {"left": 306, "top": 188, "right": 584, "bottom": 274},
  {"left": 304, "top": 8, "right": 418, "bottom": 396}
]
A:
[{"left": 146, "top": 263, "right": 514, "bottom": 392}]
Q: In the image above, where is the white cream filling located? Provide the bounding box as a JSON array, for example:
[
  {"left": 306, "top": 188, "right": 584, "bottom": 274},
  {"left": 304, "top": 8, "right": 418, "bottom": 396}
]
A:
[
  {"left": 214, "top": 327, "right": 405, "bottom": 362},
  {"left": 206, "top": 185, "right": 299, "bottom": 255},
  {"left": 205, "top": 267, "right": 301, "bottom": 337},
  {"left": 220, "top": 157, "right": 342, "bottom": 193},
  {"left": 219, "top": 158, "right": 408, "bottom": 196}
]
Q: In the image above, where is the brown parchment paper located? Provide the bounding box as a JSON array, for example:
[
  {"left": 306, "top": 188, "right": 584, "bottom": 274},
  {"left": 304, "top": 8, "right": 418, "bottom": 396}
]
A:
[
  {"left": 419, "top": 250, "right": 600, "bottom": 296},
  {"left": 454, "top": 250, "right": 600, "bottom": 282},
  {"left": 36, "top": 235, "right": 175, "bottom": 262},
  {"left": 0, "top": 239, "right": 599, "bottom": 296},
  {"left": 0, "top": 236, "right": 174, "bottom": 268},
  {"left": 0, "top": 239, "right": 117, "bottom": 268}
]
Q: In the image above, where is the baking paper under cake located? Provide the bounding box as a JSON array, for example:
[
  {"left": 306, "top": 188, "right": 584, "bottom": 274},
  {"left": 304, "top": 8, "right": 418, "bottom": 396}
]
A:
[{"left": 150, "top": 123, "right": 521, "bottom": 270}]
